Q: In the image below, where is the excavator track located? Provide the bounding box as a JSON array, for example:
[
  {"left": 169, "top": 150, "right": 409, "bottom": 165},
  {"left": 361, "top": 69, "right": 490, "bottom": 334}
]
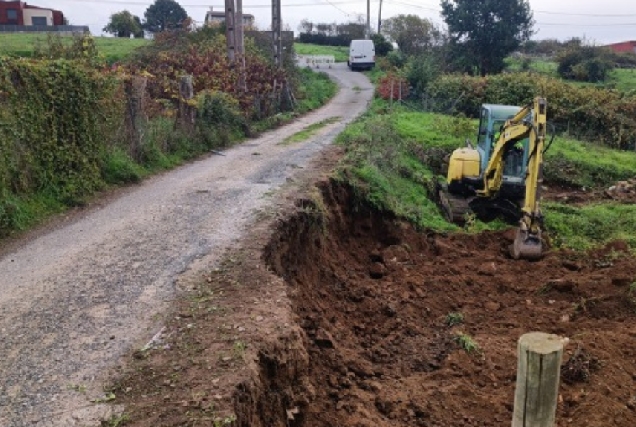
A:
[{"left": 437, "top": 184, "right": 473, "bottom": 224}]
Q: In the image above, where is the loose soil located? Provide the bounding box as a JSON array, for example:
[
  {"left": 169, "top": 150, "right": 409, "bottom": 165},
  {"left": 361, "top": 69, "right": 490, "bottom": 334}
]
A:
[
  {"left": 115, "top": 173, "right": 636, "bottom": 427},
  {"left": 263, "top": 181, "right": 636, "bottom": 427}
]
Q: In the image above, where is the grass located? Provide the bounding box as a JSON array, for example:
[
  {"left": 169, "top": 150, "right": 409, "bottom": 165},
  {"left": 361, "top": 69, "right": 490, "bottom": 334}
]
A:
[
  {"left": 0, "top": 33, "right": 149, "bottom": 63},
  {"left": 294, "top": 43, "right": 349, "bottom": 63},
  {"left": 454, "top": 333, "right": 480, "bottom": 354},
  {"left": 445, "top": 312, "right": 464, "bottom": 327},
  {"left": 279, "top": 117, "right": 340, "bottom": 145},
  {"left": 544, "top": 202, "right": 636, "bottom": 250},
  {"left": 544, "top": 134, "right": 636, "bottom": 188},
  {"left": 294, "top": 68, "right": 339, "bottom": 112},
  {"left": 505, "top": 55, "right": 636, "bottom": 93},
  {"left": 336, "top": 100, "right": 636, "bottom": 250}
]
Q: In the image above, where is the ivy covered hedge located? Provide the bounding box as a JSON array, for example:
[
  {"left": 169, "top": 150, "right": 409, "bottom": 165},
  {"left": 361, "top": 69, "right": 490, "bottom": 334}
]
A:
[
  {"left": 426, "top": 72, "right": 636, "bottom": 149},
  {"left": 0, "top": 58, "right": 122, "bottom": 204}
]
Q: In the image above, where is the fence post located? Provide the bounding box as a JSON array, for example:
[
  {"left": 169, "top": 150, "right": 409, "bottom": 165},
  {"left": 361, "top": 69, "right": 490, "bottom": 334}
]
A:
[
  {"left": 124, "top": 76, "right": 147, "bottom": 161},
  {"left": 512, "top": 332, "right": 566, "bottom": 427},
  {"left": 177, "top": 75, "right": 195, "bottom": 130}
]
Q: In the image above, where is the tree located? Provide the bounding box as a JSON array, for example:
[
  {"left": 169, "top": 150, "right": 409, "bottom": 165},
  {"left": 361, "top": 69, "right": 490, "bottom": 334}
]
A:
[
  {"left": 144, "top": 0, "right": 188, "bottom": 33},
  {"left": 381, "top": 14, "right": 442, "bottom": 56},
  {"left": 103, "top": 10, "right": 144, "bottom": 38},
  {"left": 371, "top": 33, "right": 393, "bottom": 56},
  {"left": 441, "top": 0, "right": 534, "bottom": 76}
]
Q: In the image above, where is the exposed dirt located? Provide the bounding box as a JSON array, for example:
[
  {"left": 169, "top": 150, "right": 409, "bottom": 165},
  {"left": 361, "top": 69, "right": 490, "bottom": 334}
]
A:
[
  {"left": 262, "top": 180, "right": 636, "bottom": 427},
  {"left": 544, "top": 179, "right": 636, "bottom": 204},
  {"left": 114, "top": 174, "right": 636, "bottom": 427}
]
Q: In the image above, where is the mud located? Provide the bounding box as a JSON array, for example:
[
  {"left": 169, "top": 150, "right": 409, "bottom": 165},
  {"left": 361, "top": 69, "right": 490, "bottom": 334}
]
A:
[{"left": 261, "top": 180, "right": 636, "bottom": 427}]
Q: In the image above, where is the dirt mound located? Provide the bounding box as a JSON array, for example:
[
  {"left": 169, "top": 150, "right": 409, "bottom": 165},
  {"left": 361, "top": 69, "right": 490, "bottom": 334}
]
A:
[{"left": 264, "top": 180, "right": 636, "bottom": 427}]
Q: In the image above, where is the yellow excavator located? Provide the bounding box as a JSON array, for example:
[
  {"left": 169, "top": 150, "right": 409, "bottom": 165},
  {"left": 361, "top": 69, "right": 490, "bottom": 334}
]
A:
[{"left": 437, "top": 97, "right": 548, "bottom": 260}]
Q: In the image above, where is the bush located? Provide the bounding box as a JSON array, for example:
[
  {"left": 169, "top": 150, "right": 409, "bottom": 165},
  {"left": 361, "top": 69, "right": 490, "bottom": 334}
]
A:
[
  {"left": 371, "top": 33, "right": 393, "bottom": 57},
  {"left": 557, "top": 45, "right": 614, "bottom": 82},
  {"left": 0, "top": 58, "right": 121, "bottom": 201},
  {"left": 386, "top": 50, "right": 408, "bottom": 69},
  {"left": 377, "top": 73, "right": 410, "bottom": 100},
  {"left": 406, "top": 54, "right": 442, "bottom": 96},
  {"left": 426, "top": 72, "right": 636, "bottom": 149},
  {"left": 196, "top": 90, "right": 245, "bottom": 147}
]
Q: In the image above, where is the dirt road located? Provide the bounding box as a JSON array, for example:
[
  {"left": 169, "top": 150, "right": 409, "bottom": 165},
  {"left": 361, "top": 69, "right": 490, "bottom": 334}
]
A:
[{"left": 0, "top": 64, "right": 373, "bottom": 427}]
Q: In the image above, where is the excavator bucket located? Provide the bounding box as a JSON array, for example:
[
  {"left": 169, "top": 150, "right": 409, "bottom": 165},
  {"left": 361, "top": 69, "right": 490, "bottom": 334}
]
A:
[{"left": 510, "top": 228, "right": 543, "bottom": 260}]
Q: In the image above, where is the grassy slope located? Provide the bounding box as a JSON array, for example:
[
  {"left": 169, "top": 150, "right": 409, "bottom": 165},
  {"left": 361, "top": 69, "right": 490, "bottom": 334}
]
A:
[
  {"left": 294, "top": 43, "right": 348, "bottom": 63},
  {"left": 0, "top": 33, "right": 149, "bottom": 63},
  {"left": 337, "top": 101, "right": 636, "bottom": 249}
]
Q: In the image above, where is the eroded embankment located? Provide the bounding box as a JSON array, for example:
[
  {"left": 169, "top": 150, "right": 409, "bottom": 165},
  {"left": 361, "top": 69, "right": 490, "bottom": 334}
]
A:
[{"left": 250, "top": 179, "right": 636, "bottom": 427}]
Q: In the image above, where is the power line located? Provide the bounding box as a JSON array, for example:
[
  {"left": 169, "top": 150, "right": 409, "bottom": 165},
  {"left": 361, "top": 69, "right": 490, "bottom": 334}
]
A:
[
  {"left": 535, "top": 10, "right": 636, "bottom": 17},
  {"left": 319, "top": 0, "right": 351, "bottom": 17}
]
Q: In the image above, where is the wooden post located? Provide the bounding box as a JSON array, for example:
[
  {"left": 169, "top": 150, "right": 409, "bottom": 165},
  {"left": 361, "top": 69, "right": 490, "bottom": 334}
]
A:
[
  {"left": 177, "top": 75, "right": 195, "bottom": 130},
  {"left": 124, "top": 76, "right": 147, "bottom": 160},
  {"left": 512, "top": 332, "right": 566, "bottom": 427}
]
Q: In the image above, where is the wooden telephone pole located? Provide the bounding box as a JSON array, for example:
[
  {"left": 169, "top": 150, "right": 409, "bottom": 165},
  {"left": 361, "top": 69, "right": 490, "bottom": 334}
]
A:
[{"left": 224, "top": 0, "right": 236, "bottom": 62}]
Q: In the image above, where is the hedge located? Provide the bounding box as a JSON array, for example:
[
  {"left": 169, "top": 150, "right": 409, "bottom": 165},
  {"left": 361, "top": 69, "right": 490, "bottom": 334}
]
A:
[{"left": 426, "top": 72, "right": 636, "bottom": 149}]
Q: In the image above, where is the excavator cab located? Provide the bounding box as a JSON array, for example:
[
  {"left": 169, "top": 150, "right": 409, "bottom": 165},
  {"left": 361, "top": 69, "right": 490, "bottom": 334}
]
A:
[
  {"left": 438, "top": 98, "right": 548, "bottom": 260},
  {"left": 477, "top": 105, "right": 528, "bottom": 190}
]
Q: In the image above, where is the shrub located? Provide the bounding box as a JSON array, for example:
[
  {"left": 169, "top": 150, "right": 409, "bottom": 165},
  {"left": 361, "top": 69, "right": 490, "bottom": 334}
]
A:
[
  {"left": 377, "top": 73, "right": 410, "bottom": 100},
  {"left": 196, "top": 90, "right": 245, "bottom": 146},
  {"left": 406, "top": 54, "right": 442, "bottom": 96},
  {"left": 557, "top": 45, "right": 614, "bottom": 82},
  {"left": 426, "top": 72, "right": 636, "bottom": 149},
  {"left": 371, "top": 33, "right": 393, "bottom": 57},
  {"left": 386, "top": 50, "right": 408, "bottom": 69}
]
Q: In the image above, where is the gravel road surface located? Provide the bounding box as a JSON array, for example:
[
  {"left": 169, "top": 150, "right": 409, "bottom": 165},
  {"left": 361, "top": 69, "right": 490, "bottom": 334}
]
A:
[{"left": 0, "top": 64, "right": 373, "bottom": 427}]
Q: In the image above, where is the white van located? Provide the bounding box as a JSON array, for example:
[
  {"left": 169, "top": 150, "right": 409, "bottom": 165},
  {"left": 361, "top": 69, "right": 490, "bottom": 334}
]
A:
[{"left": 348, "top": 39, "right": 375, "bottom": 71}]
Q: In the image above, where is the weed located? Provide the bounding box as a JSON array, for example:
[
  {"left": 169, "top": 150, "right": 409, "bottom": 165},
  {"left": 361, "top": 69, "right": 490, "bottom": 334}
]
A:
[
  {"left": 67, "top": 383, "right": 87, "bottom": 393},
  {"left": 454, "top": 332, "right": 480, "bottom": 354},
  {"left": 537, "top": 282, "right": 553, "bottom": 295},
  {"left": 101, "top": 413, "right": 130, "bottom": 427},
  {"left": 214, "top": 415, "right": 237, "bottom": 426},
  {"left": 445, "top": 312, "right": 464, "bottom": 327},
  {"left": 233, "top": 341, "right": 247, "bottom": 358},
  {"left": 629, "top": 282, "right": 636, "bottom": 296},
  {"left": 91, "top": 392, "right": 116, "bottom": 403}
]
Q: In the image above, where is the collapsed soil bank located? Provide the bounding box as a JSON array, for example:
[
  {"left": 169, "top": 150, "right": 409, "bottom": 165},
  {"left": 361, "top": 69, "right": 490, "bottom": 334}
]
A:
[{"left": 256, "top": 180, "right": 636, "bottom": 427}]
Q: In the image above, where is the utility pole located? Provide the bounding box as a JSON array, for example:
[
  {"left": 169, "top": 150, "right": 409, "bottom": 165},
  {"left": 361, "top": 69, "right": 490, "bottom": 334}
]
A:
[
  {"left": 235, "top": 0, "right": 244, "bottom": 57},
  {"left": 235, "top": 0, "right": 246, "bottom": 91},
  {"left": 378, "top": 0, "right": 383, "bottom": 34},
  {"left": 272, "top": 0, "right": 282, "bottom": 67},
  {"left": 224, "top": 1, "right": 236, "bottom": 62},
  {"left": 366, "top": 0, "right": 371, "bottom": 38}
]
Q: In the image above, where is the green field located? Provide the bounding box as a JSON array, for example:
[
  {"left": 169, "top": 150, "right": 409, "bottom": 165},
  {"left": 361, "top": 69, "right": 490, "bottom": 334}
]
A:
[
  {"left": 0, "top": 33, "right": 150, "bottom": 63},
  {"left": 294, "top": 43, "right": 349, "bottom": 63},
  {"left": 337, "top": 100, "right": 636, "bottom": 249},
  {"left": 506, "top": 56, "right": 636, "bottom": 92}
]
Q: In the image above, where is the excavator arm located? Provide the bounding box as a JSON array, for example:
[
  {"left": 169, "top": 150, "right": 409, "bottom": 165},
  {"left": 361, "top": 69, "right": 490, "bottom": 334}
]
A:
[{"left": 479, "top": 97, "right": 547, "bottom": 259}]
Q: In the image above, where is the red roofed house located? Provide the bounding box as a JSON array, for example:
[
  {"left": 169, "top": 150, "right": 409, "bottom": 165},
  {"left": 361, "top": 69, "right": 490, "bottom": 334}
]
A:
[
  {"left": 604, "top": 41, "right": 636, "bottom": 54},
  {"left": 0, "top": 1, "right": 64, "bottom": 26}
]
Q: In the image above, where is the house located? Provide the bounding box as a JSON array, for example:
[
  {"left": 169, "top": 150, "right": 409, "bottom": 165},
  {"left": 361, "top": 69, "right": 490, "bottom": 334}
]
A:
[
  {"left": 0, "top": 1, "right": 64, "bottom": 26},
  {"left": 204, "top": 7, "right": 254, "bottom": 28},
  {"left": 604, "top": 41, "right": 636, "bottom": 54}
]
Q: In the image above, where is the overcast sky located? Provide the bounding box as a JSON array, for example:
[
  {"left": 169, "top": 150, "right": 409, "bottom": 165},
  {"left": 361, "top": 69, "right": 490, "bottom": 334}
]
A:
[{"left": 26, "top": 0, "right": 636, "bottom": 44}]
